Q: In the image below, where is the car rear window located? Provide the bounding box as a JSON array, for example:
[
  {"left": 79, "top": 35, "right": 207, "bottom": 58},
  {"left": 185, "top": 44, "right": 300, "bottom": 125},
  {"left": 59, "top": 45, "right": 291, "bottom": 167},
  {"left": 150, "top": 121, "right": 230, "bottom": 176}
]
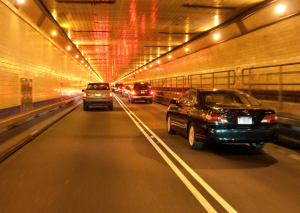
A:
[
  {"left": 134, "top": 83, "right": 151, "bottom": 90},
  {"left": 87, "top": 83, "right": 110, "bottom": 90},
  {"left": 202, "top": 91, "right": 261, "bottom": 106}
]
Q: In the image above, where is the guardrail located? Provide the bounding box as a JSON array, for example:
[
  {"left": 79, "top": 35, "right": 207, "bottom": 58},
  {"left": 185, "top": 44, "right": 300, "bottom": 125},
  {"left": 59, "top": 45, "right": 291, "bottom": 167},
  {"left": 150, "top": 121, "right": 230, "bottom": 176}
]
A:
[
  {"left": 188, "top": 70, "right": 235, "bottom": 89},
  {"left": 241, "top": 62, "right": 300, "bottom": 109}
]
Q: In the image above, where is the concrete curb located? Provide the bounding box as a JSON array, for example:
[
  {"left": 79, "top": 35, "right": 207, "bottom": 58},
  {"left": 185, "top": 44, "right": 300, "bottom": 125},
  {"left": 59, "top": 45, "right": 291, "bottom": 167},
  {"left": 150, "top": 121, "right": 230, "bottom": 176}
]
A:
[{"left": 0, "top": 101, "right": 82, "bottom": 163}]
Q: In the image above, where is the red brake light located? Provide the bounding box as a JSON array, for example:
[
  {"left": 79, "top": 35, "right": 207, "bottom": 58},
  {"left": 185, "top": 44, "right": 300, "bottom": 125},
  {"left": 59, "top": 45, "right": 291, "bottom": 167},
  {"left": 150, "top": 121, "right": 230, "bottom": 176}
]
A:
[
  {"left": 106, "top": 93, "right": 112, "bottom": 97},
  {"left": 205, "top": 114, "right": 228, "bottom": 123},
  {"left": 84, "top": 93, "right": 90, "bottom": 97},
  {"left": 261, "top": 114, "right": 277, "bottom": 123},
  {"left": 150, "top": 90, "right": 154, "bottom": 95},
  {"left": 131, "top": 90, "right": 135, "bottom": 95},
  {"left": 141, "top": 82, "right": 144, "bottom": 84}
]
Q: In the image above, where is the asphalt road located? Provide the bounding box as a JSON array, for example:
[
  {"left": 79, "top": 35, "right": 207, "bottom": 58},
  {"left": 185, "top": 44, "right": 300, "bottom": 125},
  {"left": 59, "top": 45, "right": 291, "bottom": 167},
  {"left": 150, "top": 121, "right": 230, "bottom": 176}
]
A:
[{"left": 0, "top": 93, "right": 300, "bottom": 213}]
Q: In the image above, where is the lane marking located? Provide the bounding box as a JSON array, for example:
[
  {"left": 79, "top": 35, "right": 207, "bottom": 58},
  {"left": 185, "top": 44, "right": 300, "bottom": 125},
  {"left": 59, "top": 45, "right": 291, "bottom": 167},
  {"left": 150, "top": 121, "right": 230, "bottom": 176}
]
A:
[
  {"left": 115, "top": 94, "right": 238, "bottom": 213},
  {"left": 114, "top": 95, "right": 217, "bottom": 213}
]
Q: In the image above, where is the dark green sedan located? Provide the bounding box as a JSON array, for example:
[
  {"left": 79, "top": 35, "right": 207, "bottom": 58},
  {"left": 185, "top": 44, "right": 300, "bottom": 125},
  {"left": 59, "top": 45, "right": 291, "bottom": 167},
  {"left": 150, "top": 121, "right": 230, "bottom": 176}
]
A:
[{"left": 166, "top": 89, "right": 279, "bottom": 150}]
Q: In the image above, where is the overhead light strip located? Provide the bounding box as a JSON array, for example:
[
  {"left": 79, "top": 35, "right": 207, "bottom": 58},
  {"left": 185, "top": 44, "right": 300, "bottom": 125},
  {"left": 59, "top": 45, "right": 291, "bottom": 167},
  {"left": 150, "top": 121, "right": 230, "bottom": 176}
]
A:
[
  {"left": 182, "top": 4, "right": 236, "bottom": 10},
  {"left": 74, "top": 31, "right": 111, "bottom": 33},
  {"left": 56, "top": 0, "right": 116, "bottom": 4},
  {"left": 156, "top": 32, "right": 196, "bottom": 35}
]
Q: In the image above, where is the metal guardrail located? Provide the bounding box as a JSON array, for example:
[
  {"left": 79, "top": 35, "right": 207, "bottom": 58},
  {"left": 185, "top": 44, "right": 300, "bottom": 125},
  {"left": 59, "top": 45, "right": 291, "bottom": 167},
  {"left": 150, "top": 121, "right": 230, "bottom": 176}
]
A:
[
  {"left": 242, "top": 62, "right": 300, "bottom": 109},
  {"left": 188, "top": 70, "right": 235, "bottom": 89}
]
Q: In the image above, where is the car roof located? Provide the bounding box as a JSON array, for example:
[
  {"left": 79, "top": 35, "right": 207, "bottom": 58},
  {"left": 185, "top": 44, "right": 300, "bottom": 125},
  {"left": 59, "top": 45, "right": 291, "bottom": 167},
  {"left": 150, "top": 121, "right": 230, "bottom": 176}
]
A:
[{"left": 195, "top": 88, "right": 239, "bottom": 92}]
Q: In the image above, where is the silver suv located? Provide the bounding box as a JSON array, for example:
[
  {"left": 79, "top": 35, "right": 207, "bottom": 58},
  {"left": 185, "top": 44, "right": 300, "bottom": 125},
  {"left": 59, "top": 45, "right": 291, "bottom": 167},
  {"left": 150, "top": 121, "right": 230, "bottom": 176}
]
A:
[{"left": 83, "top": 83, "right": 113, "bottom": 110}]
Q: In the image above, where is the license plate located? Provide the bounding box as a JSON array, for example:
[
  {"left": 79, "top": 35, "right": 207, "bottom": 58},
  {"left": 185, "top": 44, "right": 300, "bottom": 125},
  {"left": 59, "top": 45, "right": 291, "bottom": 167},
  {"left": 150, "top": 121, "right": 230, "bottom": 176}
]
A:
[
  {"left": 141, "top": 90, "right": 145, "bottom": 94},
  {"left": 238, "top": 116, "right": 252, "bottom": 124},
  {"left": 95, "top": 94, "right": 101, "bottom": 97}
]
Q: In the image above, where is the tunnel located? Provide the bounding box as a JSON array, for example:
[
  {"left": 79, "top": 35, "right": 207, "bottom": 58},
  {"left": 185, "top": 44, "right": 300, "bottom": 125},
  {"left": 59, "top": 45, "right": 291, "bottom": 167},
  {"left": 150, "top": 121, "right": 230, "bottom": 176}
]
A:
[{"left": 1, "top": 0, "right": 300, "bottom": 212}]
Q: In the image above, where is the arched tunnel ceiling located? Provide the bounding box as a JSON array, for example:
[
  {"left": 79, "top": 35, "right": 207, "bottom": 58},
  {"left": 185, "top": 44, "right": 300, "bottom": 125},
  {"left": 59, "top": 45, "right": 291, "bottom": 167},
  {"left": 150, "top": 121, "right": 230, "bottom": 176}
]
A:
[{"left": 38, "top": 0, "right": 266, "bottom": 82}]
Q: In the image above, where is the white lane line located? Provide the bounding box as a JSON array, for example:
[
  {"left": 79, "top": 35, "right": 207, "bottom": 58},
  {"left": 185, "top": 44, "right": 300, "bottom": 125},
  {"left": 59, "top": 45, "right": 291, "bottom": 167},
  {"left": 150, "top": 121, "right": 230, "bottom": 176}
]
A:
[
  {"left": 114, "top": 95, "right": 217, "bottom": 213},
  {"left": 115, "top": 95, "right": 238, "bottom": 213}
]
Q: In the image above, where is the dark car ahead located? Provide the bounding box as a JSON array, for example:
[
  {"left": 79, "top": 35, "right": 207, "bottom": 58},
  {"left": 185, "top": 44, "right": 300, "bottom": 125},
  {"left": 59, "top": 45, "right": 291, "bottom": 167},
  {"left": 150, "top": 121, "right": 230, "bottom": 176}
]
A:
[
  {"left": 167, "top": 89, "right": 279, "bottom": 150},
  {"left": 128, "top": 82, "right": 153, "bottom": 103},
  {"left": 113, "top": 83, "right": 124, "bottom": 93},
  {"left": 122, "top": 85, "right": 131, "bottom": 97},
  {"left": 83, "top": 83, "right": 113, "bottom": 111}
]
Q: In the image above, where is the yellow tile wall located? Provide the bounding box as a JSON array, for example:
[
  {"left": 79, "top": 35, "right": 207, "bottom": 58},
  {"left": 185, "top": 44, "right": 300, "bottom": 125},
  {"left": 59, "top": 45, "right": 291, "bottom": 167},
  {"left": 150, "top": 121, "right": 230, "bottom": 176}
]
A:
[
  {"left": 135, "top": 13, "right": 300, "bottom": 92},
  {"left": 0, "top": 2, "right": 95, "bottom": 111}
]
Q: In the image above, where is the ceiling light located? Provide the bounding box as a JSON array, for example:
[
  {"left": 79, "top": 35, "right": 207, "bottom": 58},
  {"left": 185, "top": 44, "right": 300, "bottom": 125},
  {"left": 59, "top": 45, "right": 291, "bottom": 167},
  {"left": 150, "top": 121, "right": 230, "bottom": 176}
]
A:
[
  {"left": 214, "top": 33, "right": 220, "bottom": 40},
  {"left": 185, "top": 47, "right": 189, "bottom": 52},
  {"left": 214, "top": 15, "right": 219, "bottom": 26},
  {"left": 52, "top": 31, "right": 56, "bottom": 36},
  {"left": 67, "top": 46, "right": 71, "bottom": 51},
  {"left": 85, "top": 64, "right": 87, "bottom": 67},
  {"left": 144, "top": 67, "right": 146, "bottom": 70},
  {"left": 168, "top": 55, "right": 172, "bottom": 59},
  {"left": 150, "top": 64, "right": 152, "bottom": 67},
  {"left": 81, "top": 60, "right": 84, "bottom": 63},
  {"left": 157, "top": 60, "right": 160, "bottom": 63},
  {"left": 76, "top": 55, "right": 79, "bottom": 58},
  {"left": 275, "top": 4, "right": 285, "bottom": 14},
  {"left": 17, "top": 0, "right": 24, "bottom": 3}
]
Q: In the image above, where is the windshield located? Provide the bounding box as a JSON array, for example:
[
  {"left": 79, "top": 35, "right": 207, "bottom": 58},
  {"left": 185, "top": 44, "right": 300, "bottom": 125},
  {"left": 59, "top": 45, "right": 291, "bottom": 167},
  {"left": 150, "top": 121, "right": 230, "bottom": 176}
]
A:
[
  {"left": 202, "top": 91, "right": 261, "bottom": 106},
  {"left": 87, "top": 83, "right": 110, "bottom": 90},
  {"left": 134, "top": 83, "right": 151, "bottom": 90}
]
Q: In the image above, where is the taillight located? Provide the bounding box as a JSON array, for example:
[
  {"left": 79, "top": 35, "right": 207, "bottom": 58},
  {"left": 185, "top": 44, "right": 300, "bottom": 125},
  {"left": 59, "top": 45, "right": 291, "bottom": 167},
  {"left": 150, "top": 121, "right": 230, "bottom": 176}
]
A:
[
  {"left": 150, "top": 90, "right": 154, "bottom": 95},
  {"left": 261, "top": 114, "right": 277, "bottom": 123},
  {"left": 204, "top": 113, "right": 228, "bottom": 123},
  {"left": 131, "top": 90, "right": 135, "bottom": 95},
  {"left": 106, "top": 93, "right": 112, "bottom": 97},
  {"left": 84, "top": 93, "right": 90, "bottom": 97}
]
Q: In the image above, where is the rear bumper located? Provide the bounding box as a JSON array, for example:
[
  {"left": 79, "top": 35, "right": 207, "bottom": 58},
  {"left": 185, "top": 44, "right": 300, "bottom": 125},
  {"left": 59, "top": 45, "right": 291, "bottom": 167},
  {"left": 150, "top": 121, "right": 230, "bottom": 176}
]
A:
[
  {"left": 83, "top": 98, "right": 113, "bottom": 106},
  {"left": 132, "top": 96, "right": 153, "bottom": 100},
  {"left": 196, "top": 126, "right": 279, "bottom": 143}
]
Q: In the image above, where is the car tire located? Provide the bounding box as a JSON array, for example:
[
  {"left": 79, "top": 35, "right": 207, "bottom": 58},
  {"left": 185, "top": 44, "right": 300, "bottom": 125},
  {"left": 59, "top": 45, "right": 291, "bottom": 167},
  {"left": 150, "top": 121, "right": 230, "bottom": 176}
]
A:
[
  {"left": 249, "top": 142, "right": 265, "bottom": 150},
  {"left": 149, "top": 99, "right": 153, "bottom": 104},
  {"left": 128, "top": 98, "right": 130, "bottom": 102},
  {"left": 131, "top": 99, "right": 134, "bottom": 103},
  {"left": 83, "top": 103, "right": 89, "bottom": 111},
  {"left": 167, "top": 114, "right": 176, "bottom": 134},
  {"left": 188, "top": 123, "right": 204, "bottom": 150},
  {"left": 109, "top": 103, "right": 113, "bottom": 110}
]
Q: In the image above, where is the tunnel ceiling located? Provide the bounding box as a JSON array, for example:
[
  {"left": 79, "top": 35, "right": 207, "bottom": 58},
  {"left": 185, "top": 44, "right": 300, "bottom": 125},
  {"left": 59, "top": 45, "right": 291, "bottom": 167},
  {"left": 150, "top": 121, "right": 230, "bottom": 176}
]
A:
[{"left": 39, "top": 0, "right": 266, "bottom": 82}]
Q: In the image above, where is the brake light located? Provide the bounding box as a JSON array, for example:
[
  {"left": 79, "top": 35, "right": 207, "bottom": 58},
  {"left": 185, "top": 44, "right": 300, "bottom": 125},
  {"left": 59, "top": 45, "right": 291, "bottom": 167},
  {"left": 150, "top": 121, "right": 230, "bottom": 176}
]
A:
[
  {"left": 150, "top": 90, "right": 154, "bottom": 95},
  {"left": 141, "top": 82, "right": 144, "bottom": 84},
  {"left": 131, "top": 90, "right": 135, "bottom": 95},
  {"left": 204, "top": 113, "right": 228, "bottom": 123},
  {"left": 261, "top": 114, "right": 277, "bottom": 123},
  {"left": 106, "top": 93, "right": 112, "bottom": 97},
  {"left": 84, "top": 93, "right": 91, "bottom": 97}
]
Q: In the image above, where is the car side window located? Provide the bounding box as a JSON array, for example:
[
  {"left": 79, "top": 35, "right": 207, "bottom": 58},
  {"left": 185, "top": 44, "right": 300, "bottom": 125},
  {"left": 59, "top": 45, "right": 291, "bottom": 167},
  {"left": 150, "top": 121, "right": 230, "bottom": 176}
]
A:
[
  {"left": 178, "top": 91, "right": 189, "bottom": 104},
  {"left": 188, "top": 91, "right": 197, "bottom": 104}
]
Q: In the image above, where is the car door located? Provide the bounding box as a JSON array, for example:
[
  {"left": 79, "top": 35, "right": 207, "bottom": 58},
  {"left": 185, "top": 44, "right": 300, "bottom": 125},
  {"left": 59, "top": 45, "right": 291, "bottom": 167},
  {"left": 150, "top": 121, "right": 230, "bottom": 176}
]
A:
[
  {"left": 177, "top": 90, "right": 198, "bottom": 135},
  {"left": 173, "top": 91, "right": 190, "bottom": 133}
]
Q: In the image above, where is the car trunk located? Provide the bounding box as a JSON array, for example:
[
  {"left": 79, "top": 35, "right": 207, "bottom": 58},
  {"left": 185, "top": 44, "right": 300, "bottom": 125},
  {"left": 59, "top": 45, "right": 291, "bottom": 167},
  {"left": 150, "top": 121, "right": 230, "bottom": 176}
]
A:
[{"left": 208, "top": 105, "right": 276, "bottom": 128}]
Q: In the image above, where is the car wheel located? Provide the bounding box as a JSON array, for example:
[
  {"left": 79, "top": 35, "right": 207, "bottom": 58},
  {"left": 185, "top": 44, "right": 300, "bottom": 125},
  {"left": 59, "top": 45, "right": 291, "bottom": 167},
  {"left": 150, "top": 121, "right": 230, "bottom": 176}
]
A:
[
  {"left": 149, "top": 99, "right": 153, "bottom": 104},
  {"left": 83, "top": 103, "right": 89, "bottom": 111},
  {"left": 131, "top": 99, "right": 134, "bottom": 103},
  {"left": 249, "top": 142, "right": 265, "bottom": 150},
  {"left": 188, "top": 123, "right": 204, "bottom": 150},
  {"left": 109, "top": 103, "right": 113, "bottom": 110},
  {"left": 128, "top": 98, "right": 130, "bottom": 102},
  {"left": 167, "top": 114, "right": 176, "bottom": 134}
]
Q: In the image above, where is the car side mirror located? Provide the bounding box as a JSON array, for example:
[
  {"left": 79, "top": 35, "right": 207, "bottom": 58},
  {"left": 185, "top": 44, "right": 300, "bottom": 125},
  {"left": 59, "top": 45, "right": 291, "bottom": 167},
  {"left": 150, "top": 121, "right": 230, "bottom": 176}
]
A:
[
  {"left": 170, "top": 99, "right": 177, "bottom": 104},
  {"left": 82, "top": 89, "right": 85, "bottom": 92}
]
